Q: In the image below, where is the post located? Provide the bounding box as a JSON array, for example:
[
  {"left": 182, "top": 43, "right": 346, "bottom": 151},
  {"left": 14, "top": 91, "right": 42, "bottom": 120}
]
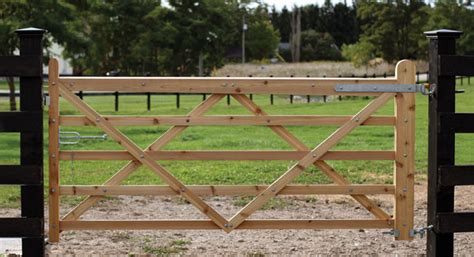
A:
[
  {"left": 176, "top": 93, "right": 180, "bottom": 109},
  {"left": 147, "top": 92, "right": 151, "bottom": 111},
  {"left": 394, "top": 60, "right": 416, "bottom": 241},
  {"left": 242, "top": 14, "right": 246, "bottom": 64},
  {"left": 17, "top": 27, "right": 46, "bottom": 255},
  {"left": 424, "top": 29, "right": 463, "bottom": 256},
  {"left": 114, "top": 91, "right": 119, "bottom": 112}
]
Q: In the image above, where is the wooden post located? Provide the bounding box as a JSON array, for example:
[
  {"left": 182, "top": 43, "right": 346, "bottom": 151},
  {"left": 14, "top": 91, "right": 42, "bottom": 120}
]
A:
[
  {"left": 425, "top": 29, "right": 463, "bottom": 256},
  {"left": 17, "top": 27, "right": 46, "bottom": 256},
  {"left": 394, "top": 60, "right": 416, "bottom": 240},
  {"left": 48, "top": 58, "right": 60, "bottom": 243}
]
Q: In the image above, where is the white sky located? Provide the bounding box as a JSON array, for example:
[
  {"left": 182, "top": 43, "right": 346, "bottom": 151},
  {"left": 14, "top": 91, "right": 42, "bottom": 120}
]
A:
[
  {"left": 262, "top": 0, "right": 349, "bottom": 10},
  {"left": 163, "top": 1, "right": 351, "bottom": 10}
]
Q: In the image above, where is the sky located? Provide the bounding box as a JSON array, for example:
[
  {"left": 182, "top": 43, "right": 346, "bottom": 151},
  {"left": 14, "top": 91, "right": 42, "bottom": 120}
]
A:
[
  {"left": 262, "top": 0, "right": 348, "bottom": 10},
  {"left": 162, "top": 1, "right": 351, "bottom": 10}
]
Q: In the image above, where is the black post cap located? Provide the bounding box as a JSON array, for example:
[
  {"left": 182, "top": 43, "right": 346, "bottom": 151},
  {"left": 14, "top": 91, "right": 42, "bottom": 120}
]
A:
[
  {"left": 15, "top": 27, "right": 46, "bottom": 36},
  {"left": 424, "top": 29, "right": 463, "bottom": 39}
]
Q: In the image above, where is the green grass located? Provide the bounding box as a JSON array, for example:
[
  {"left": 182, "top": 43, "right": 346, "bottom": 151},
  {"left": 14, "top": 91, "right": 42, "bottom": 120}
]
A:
[
  {"left": 0, "top": 77, "right": 473, "bottom": 208},
  {"left": 141, "top": 238, "right": 190, "bottom": 255}
]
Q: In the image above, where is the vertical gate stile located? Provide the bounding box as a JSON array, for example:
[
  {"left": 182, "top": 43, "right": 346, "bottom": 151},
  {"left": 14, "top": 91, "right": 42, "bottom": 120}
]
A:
[
  {"left": 394, "top": 60, "right": 416, "bottom": 240},
  {"left": 49, "top": 58, "right": 61, "bottom": 242}
]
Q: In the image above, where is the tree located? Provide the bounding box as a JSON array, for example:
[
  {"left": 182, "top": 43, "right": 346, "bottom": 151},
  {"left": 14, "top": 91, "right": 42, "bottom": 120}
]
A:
[
  {"left": 271, "top": 6, "right": 291, "bottom": 42},
  {"left": 0, "top": 0, "right": 79, "bottom": 110},
  {"left": 167, "top": 0, "right": 240, "bottom": 75},
  {"left": 422, "top": 1, "right": 474, "bottom": 56},
  {"left": 300, "top": 30, "right": 342, "bottom": 61},
  {"left": 355, "top": 0, "right": 429, "bottom": 63},
  {"left": 341, "top": 40, "right": 375, "bottom": 68},
  {"left": 246, "top": 18, "right": 280, "bottom": 60}
]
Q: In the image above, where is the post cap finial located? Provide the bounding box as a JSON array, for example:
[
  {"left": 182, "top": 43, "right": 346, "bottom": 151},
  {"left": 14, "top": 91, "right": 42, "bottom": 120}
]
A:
[
  {"left": 424, "top": 29, "right": 463, "bottom": 39},
  {"left": 15, "top": 27, "right": 46, "bottom": 35}
]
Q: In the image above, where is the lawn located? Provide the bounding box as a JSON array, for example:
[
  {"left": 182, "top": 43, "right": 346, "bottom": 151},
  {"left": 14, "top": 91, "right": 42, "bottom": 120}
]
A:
[{"left": 0, "top": 77, "right": 472, "bottom": 207}]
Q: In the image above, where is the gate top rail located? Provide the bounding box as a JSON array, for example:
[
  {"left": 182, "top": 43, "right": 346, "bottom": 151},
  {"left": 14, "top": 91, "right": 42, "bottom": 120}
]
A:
[{"left": 52, "top": 59, "right": 413, "bottom": 96}]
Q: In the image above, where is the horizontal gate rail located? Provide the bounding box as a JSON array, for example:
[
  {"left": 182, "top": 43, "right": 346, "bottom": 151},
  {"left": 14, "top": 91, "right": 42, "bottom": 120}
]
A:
[
  {"left": 439, "top": 165, "right": 474, "bottom": 186},
  {"left": 59, "top": 115, "right": 396, "bottom": 126},
  {"left": 0, "top": 218, "right": 43, "bottom": 237},
  {"left": 436, "top": 212, "right": 474, "bottom": 233},
  {"left": 58, "top": 150, "right": 395, "bottom": 161},
  {"left": 0, "top": 55, "right": 42, "bottom": 77},
  {"left": 0, "top": 111, "right": 42, "bottom": 132},
  {"left": 60, "top": 219, "right": 393, "bottom": 231},
  {"left": 49, "top": 58, "right": 416, "bottom": 242},
  {"left": 0, "top": 165, "right": 42, "bottom": 185},
  {"left": 59, "top": 184, "right": 395, "bottom": 196},
  {"left": 439, "top": 55, "right": 474, "bottom": 76},
  {"left": 59, "top": 77, "right": 398, "bottom": 95}
]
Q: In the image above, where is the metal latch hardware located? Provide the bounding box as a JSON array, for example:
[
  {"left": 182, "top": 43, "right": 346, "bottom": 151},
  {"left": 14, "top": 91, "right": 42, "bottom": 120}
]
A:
[
  {"left": 59, "top": 130, "right": 107, "bottom": 145},
  {"left": 335, "top": 83, "right": 436, "bottom": 96},
  {"left": 382, "top": 229, "right": 400, "bottom": 237},
  {"left": 409, "top": 225, "right": 433, "bottom": 238},
  {"left": 43, "top": 95, "right": 50, "bottom": 106}
]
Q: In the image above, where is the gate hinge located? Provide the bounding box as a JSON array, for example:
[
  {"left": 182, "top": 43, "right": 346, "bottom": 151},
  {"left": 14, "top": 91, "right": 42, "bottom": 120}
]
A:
[
  {"left": 335, "top": 83, "right": 436, "bottom": 96},
  {"left": 382, "top": 229, "right": 400, "bottom": 237},
  {"left": 409, "top": 225, "right": 433, "bottom": 238}
]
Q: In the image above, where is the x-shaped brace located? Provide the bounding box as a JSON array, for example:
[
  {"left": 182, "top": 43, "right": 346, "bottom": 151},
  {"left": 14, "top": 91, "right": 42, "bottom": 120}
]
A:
[
  {"left": 226, "top": 93, "right": 394, "bottom": 230},
  {"left": 58, "top": 85, "right": 230, "bottom": 231}
]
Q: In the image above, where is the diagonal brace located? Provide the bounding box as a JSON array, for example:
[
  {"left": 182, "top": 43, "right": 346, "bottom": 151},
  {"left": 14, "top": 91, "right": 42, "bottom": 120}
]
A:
[
  {"left": 227, "top": 93, "right": 395, "bottom": 230},
  {"left": 57, "top": 85, "right": 230, "bottom": 231},
  {"left": 62, "top": 94, "right": 225, "bottom": 221},
  {"left": 232, "top": 94, "right": 391, "bottom": 220}
]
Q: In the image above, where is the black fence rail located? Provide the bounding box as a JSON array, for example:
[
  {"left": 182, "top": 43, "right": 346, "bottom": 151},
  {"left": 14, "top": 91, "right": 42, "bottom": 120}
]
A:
[
  {"left": 425, "top": 29, "right": 474, "bottom": 256},
  {"left": 0, "top": 28, "right": 45, "bottom": 256}
]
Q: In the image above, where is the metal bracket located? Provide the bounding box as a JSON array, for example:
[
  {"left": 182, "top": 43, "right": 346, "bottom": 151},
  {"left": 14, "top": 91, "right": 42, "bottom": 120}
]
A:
[
  {"left": 335, "top": 83, "right": 436, "bottom": 96},
  {"left": 382, "top": 229, "right": 400, "bottom": 238},
  {"left": 409, "top": 225, "right": 433, "bottom": 238},
  {"left": 59, "top": 130, "right": 107, "bottom": 145},
  {"left": 43, "top": 95, "right": 50, "bottom": 106}
]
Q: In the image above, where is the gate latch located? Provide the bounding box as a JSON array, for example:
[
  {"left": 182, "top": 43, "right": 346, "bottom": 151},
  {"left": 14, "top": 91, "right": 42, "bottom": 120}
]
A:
[
  {"left": 335, "top": 83, "right": 436, "bottom": 96},
  {"left": 409, "top": 225, "right": 433, "bottom": 238},
  {"left": 382, "top": 229, "right": 400, "bottom": 237},
  {"left": 59, "top": 130, "right": 107, "bottom": 145}
]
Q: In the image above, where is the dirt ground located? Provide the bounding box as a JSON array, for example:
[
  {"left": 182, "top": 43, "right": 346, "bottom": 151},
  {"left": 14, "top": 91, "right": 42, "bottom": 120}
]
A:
[{"left": 1, "top": 185, "right": 473, "bottom": 256}]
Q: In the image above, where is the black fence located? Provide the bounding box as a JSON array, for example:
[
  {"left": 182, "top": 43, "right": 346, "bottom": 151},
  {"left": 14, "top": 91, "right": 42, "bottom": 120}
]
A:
[
  {"left": 425, "top": 29, "right": 474, "bottom": 256},
  {"left": 0, "top": 28, "right": 45, "bottom": 256}
]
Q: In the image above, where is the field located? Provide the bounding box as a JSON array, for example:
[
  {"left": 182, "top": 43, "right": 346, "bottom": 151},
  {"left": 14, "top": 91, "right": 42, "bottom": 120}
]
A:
[{"left": 0, "top": 76, "right": 472, "bottom": 208}]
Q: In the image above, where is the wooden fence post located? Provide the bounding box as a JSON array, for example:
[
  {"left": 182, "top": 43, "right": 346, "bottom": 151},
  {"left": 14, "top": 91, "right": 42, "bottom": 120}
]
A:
[
  {"left": 17, "top": 27, "right": 46, "bottom": 256},
  {"left": 424, "top": 29, "right": 463, "bottom": 257}
]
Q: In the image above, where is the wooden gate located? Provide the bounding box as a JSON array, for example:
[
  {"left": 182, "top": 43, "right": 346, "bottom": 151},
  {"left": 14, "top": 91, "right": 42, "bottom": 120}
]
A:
[
  {"left": 425, "top": 29, "right": 474, "bottom": 256},
  {"left": 48, "top": 58, "right": 416, "bottom": 242}
]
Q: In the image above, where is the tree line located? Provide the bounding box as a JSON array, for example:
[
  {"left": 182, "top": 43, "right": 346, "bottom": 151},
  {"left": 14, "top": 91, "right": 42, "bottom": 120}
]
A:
[
  {"left": 1, "top": 0, "right": 473, "bottom": 76},
  {"left": 271, "top": 0, "right": 474, "bottom": 66}
]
